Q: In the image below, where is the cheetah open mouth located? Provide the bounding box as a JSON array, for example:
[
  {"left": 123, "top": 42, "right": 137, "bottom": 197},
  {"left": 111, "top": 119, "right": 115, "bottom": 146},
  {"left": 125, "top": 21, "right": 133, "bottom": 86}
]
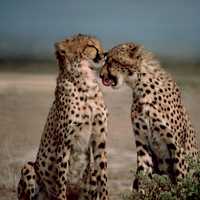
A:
[
  {"left": 102, "top": 77, "right": 113, "bottom": 86},
  {"left": 102, "top": 75, "right": 117, "bottom": 87}
]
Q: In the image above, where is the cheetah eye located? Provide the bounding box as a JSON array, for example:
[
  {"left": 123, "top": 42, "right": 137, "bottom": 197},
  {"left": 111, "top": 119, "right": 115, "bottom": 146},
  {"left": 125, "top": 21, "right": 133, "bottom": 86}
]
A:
[
  {"left": 84, "top": 45, "right": 102, "bottom": 63},
  {"left": 93, "top": 51, "right": 101, "bottom": 63}
]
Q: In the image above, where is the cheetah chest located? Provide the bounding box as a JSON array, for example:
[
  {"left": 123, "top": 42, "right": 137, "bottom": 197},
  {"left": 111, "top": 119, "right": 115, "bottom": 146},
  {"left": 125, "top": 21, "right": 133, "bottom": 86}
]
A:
[{"left": 68, "top": 103, "right": 95, "bottom": 184}]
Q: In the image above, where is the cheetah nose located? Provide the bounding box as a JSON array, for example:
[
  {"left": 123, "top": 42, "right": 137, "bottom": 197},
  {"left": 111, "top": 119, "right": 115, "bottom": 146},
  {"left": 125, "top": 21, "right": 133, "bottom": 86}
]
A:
[
  {"left": 103, "top": 52, "right": 108, "bottom": 57},
  {"left": 99, "top": 72, "right": 104, "bottom": 79}
]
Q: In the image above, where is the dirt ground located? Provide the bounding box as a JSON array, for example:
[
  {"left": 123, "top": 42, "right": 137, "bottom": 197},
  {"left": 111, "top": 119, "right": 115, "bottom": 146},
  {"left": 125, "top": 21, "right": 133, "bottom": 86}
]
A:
[{"left": 0, "top": 68, "right": 199, "bottom": 200}]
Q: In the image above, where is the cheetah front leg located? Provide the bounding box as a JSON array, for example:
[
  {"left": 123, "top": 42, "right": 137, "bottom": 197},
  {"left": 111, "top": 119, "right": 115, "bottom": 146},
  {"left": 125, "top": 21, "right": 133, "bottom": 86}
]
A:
[
  {"left": 17, "top": 162, "right": 45, "bottom": 200},
  {"left": 133, "top": 135, "right": 154, "bottom": 190},
  {"left": 90, "top": 113, "right": 109, "bottom": 200},
  {"left": 81, "top": 145, "right": 97, "bottom": 200},
  {"left": 132, "top": 116, "right": 154, "bottom": 191},
  {"left": 54, "top": 128, "right": 72, "bottom": 200}
]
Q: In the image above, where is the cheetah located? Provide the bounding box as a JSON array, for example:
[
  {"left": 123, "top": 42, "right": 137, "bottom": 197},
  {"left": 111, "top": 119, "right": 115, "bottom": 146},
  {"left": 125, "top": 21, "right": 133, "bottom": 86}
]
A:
[
  {"left": 17, "top": 34, "right": 109, "bottom": 200},
  {"left": 100, "top": 42, "right": 198, "bottom": 190}
]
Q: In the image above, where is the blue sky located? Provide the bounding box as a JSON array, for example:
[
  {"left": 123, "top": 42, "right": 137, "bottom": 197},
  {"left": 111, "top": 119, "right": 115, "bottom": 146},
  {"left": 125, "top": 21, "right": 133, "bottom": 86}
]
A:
[{"left": 0, "top": 0, "right": 200, "bottom": 61}]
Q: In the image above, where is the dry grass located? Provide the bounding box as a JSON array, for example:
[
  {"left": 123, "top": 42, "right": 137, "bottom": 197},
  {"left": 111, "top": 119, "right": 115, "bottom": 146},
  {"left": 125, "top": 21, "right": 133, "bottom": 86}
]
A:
[{"left": 0, "top": 65, "right": 199, "bottom": 199}]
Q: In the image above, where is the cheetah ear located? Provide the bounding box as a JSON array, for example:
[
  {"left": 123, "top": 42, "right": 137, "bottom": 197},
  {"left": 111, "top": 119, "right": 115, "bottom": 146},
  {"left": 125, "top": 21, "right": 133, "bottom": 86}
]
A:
[{"left": 54, "top": 43, "right": 71, "bottom": 72}]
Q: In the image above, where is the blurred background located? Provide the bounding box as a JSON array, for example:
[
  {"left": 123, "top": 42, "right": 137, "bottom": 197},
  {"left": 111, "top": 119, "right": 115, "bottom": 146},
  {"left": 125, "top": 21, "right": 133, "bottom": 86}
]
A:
[
  {"left": 0, "top": 1, "right": 200, "bottom": 199},
  {"left": 1, "top": 0, "right": 200, "bottom": 63}
]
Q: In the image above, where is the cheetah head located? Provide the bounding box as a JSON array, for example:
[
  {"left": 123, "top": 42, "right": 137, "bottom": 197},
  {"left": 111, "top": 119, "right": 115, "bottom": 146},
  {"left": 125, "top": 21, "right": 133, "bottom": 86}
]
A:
[
  {"left": 54, "top": 34, "right": 105, "bottom": 77},
  {"left": 100, "top": 43, "right": 142, "bottom": 89}
]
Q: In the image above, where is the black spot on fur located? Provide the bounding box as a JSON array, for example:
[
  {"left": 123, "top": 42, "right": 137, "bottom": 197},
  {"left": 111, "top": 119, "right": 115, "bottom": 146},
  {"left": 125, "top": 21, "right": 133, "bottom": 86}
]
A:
[
  {"left": 138, "top": 150, "right": 146, "bottom": 156},
  {"left": 100, "top": 162, "right": 105, "bottom": 169},
  {"left": 98, "top": 142, "right": 106, "bottom": 149},
  {"left": 136, "top": 140, "right": 143, "bottom": 147},
  {"left": 167, "top": 143, "right": 177, "bottom": 151}
]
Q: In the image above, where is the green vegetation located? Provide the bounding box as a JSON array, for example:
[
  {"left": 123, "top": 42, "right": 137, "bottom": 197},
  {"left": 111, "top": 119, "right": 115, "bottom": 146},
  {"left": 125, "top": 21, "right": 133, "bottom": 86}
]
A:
[{"left": 121, "top": 157, "right": 200, "bottom": 200}]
